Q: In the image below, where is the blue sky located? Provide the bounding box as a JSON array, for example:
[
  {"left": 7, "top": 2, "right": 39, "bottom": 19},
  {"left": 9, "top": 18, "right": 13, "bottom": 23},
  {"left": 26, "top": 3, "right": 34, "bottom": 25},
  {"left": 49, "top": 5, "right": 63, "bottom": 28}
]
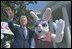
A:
[
  {"left": 26, "top": 1, "right": 47, "bottom": 12},
  {"left": 14, "top": 1, "right": 48, "bottom": 14}
]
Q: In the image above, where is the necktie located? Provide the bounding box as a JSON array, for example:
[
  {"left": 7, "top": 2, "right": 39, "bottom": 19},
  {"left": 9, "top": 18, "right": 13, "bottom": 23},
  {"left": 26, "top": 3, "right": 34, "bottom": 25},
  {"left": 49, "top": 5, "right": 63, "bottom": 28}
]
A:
[
  {"left": 23, "top": 28, "right": 29, "bottom": 48},
  {"left": 23, "top": 27, "right": 27, "bottom": 38}
]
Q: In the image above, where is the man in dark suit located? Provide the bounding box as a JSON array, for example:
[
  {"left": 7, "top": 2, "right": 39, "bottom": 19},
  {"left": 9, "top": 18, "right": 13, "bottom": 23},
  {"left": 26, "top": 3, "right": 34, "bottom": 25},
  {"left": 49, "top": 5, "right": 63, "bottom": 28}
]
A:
[{"left": 5, "top": 7, "right": 34, "bottom": 48}]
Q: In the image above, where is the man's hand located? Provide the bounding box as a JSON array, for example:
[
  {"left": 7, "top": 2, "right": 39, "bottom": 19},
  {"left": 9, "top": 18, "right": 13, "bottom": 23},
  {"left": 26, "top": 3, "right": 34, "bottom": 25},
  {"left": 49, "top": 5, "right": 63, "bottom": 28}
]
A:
[{"left": 5, "top": 7, "right": 14, "bottom": 20}]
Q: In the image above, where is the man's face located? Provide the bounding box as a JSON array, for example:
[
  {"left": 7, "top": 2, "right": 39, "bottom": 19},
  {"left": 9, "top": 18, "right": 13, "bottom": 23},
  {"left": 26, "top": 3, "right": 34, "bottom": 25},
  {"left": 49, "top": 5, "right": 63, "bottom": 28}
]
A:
[{"left": 20, "top": 16, "right": 27, "bottom": 26}]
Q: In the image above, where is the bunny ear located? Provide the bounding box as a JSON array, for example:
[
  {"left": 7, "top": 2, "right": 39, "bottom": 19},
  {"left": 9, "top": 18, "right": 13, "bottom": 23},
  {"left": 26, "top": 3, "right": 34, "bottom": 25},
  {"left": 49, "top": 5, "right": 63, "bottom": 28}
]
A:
[
  {"left": 42, "top": 8, "right": 52, "bottom": 21},
  {"left": 30, "top": 11, "right": 39, "bottom": 21}
]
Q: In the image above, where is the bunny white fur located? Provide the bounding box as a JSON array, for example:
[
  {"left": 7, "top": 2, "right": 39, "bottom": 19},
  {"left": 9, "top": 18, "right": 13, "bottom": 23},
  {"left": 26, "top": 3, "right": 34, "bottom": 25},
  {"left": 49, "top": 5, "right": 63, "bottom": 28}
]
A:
[{"left": 30, "top": 8, "right": 65, "bottom": 48}]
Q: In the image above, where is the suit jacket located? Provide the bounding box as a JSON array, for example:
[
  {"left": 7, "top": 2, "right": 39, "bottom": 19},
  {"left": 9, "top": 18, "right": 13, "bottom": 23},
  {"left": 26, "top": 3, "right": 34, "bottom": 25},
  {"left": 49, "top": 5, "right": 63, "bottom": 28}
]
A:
[{"left": 8, "top": 20, "right": 33, "bottom": 48}]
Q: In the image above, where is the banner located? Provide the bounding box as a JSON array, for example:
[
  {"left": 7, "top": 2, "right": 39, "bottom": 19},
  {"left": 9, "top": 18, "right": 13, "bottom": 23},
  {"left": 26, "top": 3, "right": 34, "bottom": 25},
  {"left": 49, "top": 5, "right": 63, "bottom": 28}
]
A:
[{"left": 1, "top": 22, "right": 14, "bottom": 35}]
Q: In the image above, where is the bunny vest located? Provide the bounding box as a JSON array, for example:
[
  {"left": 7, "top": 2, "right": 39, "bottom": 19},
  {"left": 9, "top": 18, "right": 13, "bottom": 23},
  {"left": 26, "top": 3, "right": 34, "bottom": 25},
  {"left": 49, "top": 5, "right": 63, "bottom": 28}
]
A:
[{"left": 34, "top": 32, "right": 53, "bottom": 48}]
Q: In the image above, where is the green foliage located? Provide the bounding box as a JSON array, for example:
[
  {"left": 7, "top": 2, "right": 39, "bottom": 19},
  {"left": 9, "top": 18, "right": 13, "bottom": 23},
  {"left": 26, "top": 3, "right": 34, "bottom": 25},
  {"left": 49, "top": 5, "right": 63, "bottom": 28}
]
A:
[{"left": 1, "top": 1, "right": 37, "bottom": 30}]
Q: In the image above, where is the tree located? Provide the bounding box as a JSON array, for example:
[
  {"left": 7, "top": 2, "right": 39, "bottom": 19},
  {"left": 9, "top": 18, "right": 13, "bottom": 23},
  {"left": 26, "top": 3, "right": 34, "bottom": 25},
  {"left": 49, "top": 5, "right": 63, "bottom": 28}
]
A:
[{"left": 1, "top": 1, "right": 37, "bottom": 30}]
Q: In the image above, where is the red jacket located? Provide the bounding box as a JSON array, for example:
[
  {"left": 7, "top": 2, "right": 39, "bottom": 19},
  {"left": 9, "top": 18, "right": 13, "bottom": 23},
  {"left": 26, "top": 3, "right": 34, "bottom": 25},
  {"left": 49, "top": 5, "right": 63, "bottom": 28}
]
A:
[{"left": 34, "top": 32, "right": 53, "bottom": 48}]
